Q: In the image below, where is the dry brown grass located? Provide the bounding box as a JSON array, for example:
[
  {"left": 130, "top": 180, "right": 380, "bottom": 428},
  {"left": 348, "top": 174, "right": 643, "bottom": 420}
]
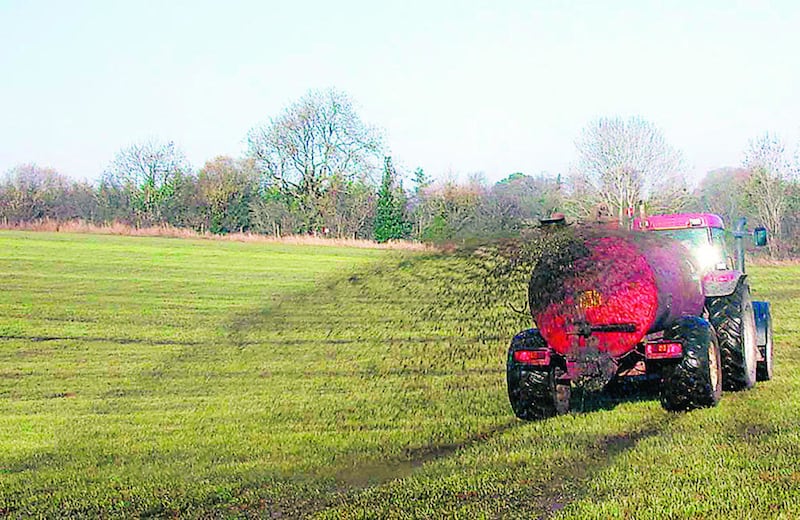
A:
[{"left": 0, "top": 219, "right": 434, "bottom": 251}]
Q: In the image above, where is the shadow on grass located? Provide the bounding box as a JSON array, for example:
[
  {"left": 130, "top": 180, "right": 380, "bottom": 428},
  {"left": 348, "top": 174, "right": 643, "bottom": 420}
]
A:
[
  {"left": 526, "top": 413, "right": 674, "bottom": 518},
  {"left": 570, "top": 377, "right": 663, "bottom": 414}
]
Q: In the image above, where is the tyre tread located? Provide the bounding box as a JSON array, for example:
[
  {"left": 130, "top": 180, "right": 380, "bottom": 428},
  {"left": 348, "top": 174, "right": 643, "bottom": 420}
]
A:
[
  {"left": 708, "top": 282, "right": 755, "bottom": 391},
  {"left": 661, "top": 317, "right": 722, "bottom": 411}
]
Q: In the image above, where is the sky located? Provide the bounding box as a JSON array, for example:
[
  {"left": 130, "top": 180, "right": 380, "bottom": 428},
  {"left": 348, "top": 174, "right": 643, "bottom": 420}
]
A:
[{"left": 1, "top": 0, "right": 799, "bottom": 185}]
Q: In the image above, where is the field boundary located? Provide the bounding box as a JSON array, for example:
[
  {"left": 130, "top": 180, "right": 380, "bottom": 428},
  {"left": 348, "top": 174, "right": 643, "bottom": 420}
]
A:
[{"left": 0, "top": 219, "right": 433, "bottom": 250}]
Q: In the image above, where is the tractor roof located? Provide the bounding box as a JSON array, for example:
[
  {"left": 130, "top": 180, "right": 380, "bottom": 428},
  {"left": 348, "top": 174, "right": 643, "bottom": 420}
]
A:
[{"left": 633, "top": 213, "right": 724, "bottom": 231}]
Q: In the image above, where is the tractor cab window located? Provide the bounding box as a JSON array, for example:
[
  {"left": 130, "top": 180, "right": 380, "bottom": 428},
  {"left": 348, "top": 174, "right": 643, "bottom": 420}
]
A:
[
  {"left": 652, "top": 228, "right": 708, "bottom": 252},
  {"left": 710, "top": 227, "right": 733, "bottom": 269},
  {"left": 653, "top": 228, "right": 726, "bottom": 272}
]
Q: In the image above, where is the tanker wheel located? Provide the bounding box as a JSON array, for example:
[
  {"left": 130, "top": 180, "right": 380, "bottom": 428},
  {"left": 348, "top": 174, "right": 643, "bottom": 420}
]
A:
[
  {"left": 660, "top": 316, "right": 723, "bottom": 412},
  {"left": 757, "top": 309, "right": 774, "bottom": 381},
  {"left": 708, "top": 282, "right": 758, "bottom": 391},
  {"left": 507, "top": 367, "right": 570, "bottom": 420},
  {"left": 507, "top": 330, "right": 570, "bottom": 420}
]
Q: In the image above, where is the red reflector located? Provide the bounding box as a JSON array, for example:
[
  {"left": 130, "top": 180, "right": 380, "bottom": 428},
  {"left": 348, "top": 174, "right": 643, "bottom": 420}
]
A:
[
  {"left": 645, "top": 341, "right": 683, "bottom": 359},
  {"left": 513, "top": 349, "right": 550, "bottom": 366}
]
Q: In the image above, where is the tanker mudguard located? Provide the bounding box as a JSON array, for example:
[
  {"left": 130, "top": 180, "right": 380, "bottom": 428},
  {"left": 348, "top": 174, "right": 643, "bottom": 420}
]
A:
[
  {"left": 702, "top": 270, "right": 745, "bottom": 298},
  {"left": 509, "top": 328, "right": 545, "bottom": 352},
  {"left": 752, "top": 300, "right": 771, "bottom": 347}
]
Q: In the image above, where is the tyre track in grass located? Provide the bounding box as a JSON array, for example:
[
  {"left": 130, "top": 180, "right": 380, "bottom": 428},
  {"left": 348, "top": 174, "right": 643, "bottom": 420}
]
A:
[
  {"left": 557, "top": 392, "right": 800, "bottom": 517},
  {"left": 303, "top": 409, "right": 676, "bottom": 519}
]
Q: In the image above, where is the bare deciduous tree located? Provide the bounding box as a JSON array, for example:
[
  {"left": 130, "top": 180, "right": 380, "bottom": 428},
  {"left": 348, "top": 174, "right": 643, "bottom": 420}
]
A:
[
  {"left": 570, "top": 116, "right": 688, "bottom": 221},
  {"left": 105, "top": 140, "right": 191, "bottom": 225},
  {"left": 743, "top": 132, "right": 798, "bottom": 254},
  {"left": 318, "top": 175, "right": 377, "bottom": 239},
  {"left": 0, "top": 164, "right": 70, "bottom": 223},
  {"left": 246, "top": 88, "right": 383, "bottom": 231},
  {"left": 695, "top": 167, "right": 754, "bottom": 227}
]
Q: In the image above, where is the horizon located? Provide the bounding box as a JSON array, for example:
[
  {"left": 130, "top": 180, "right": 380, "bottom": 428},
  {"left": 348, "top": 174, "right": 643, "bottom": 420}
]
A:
[{"left": 2, "top": 1, "right": 799, "bottom": 185}]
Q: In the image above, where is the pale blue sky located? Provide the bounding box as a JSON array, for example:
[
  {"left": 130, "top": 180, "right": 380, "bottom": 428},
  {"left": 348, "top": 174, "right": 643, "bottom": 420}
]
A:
[{"left": 1, "top": 0, "right": 798, "bottom": 184}]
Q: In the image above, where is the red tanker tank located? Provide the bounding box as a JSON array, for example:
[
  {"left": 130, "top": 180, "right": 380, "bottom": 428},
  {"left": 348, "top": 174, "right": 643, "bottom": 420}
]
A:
[{"left": 528, "top": 229, "right": 705, "bottom": 358}]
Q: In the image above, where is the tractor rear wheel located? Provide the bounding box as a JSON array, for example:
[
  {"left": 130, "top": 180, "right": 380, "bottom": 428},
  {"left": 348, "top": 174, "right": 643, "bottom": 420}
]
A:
[
  {"left": 660, "top": 317, "right": 723, "bottom": 411},
  {"left": 708, "top": 282, "right": 758, "bottom": 391},
  {"left": 507, "top": 330, "right": 570, "bottom": 420}
]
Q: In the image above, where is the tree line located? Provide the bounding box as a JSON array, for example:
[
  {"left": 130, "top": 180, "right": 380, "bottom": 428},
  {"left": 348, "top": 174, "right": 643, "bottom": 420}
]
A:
[{"left": 1, "top": 89, "right": 798, "bottom": 255}]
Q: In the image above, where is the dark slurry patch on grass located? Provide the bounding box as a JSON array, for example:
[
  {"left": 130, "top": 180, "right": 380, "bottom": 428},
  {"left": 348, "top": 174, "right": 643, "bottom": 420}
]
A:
[
  {"left": 333, "top": 459, "right": 419, "bottom": 488},
  {"left": 0, "top": 334, "right": 204, "bottom": 345},
  {"left": 1, "top": 231, "right": 800, "bottom": 518},
  {"left": 328, "top": 420, "right": 522, "bottom": 490}
]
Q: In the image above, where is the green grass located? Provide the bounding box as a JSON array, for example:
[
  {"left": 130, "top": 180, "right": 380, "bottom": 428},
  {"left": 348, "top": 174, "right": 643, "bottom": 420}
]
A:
[{"left": 1, "top": 230, "right": 799, "bottom": 518}]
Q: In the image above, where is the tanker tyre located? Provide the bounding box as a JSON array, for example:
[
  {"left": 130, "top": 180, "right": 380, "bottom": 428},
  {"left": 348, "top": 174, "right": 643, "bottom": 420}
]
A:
[
  {"left": 757, "top": 309, "right": 774, "bottom": 382},
  {"left": 507, "top": 329, "right": 570, "bottom": 420},
  {"left": 708, "top": 282, "right": 758, "bottom": 391},
  {"left": 660, "top": 317, "right": 723, "bottom": 412},
  {"left": 507, "top": 367, "right": 570, "bottom": 420}
]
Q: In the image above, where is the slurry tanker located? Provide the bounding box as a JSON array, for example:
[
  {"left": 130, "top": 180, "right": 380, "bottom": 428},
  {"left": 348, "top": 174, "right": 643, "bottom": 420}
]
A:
[{"left": 507, "top": 213, "right": 773, "bottom": 418}]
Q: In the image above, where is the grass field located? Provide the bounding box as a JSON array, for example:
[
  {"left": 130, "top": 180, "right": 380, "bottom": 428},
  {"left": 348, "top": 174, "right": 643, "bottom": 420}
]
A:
[{"left": 1, "top": 231, "right": 799, "bottom": 518}]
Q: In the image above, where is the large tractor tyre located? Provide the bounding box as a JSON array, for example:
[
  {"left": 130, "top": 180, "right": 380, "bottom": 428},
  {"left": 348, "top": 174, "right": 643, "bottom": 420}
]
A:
[
  {"left": 507, "top": 330, "right": 570, "bottom": 420},
  {"left": 660, "top": 316, "right": 723, "bottom": 412},
  {"left": 707, "top": 281, "right": 759, "bottom": 391},
  {"left": 755, "top": 302, "right": 774, "bottom": 381}
]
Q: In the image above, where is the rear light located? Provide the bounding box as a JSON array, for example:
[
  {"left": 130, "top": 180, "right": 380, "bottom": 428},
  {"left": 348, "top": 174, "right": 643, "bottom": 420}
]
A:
[
  {"left": 513, "top": 349, "right": 551, "bottom": 366},
  {"left": 688, "top": 218, "right": 703, "bottom": 226},
  {"left": 645, "top": 341, "right": 683, "bottom": 359}
]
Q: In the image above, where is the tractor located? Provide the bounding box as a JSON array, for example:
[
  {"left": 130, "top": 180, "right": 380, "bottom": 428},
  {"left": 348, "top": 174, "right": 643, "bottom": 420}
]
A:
[{"left": 507, "top": 212, "right": 773, "bottom": 418}]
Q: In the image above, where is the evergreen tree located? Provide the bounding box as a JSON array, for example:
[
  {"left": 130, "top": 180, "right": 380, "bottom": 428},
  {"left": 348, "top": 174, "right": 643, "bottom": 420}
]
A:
[
  {"left": 374, "top": 157, "right": 411, "bottom": 242},
  {"left": 411, "top": 167, "right": 431, "bottom": 196}
]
